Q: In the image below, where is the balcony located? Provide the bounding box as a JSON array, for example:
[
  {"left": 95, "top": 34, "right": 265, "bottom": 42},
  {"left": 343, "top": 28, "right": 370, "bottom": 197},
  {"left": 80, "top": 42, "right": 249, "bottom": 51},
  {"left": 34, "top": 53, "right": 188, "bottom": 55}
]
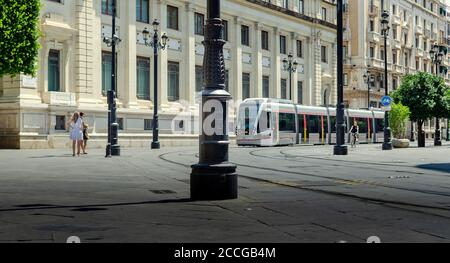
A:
[
  {"left": 415, "top": 25, "right": 423, "bottom": 35},
  {"left": 431, "top": 32, "right": 437, "bottom": 41},
  {"left": 367, "top": 58, "right": 384, "bottom": 69},
  {"left": 369, "top": 4, "right": 378, "bottom": 17},
  {"left": 392, "top": 14, "right": 401, "bottom": 25},
  {"left": 424, "top": 29, "right": 431, "bottom": 39},
  {"left": 416, "top": 49, "right": 424, "bottom": 57},
  {"left": 367, "top": 31, "right": 380, "bottom": 42},
  {"left": 392, "top": 38, "right": 401, "bottom": 50},
  {"left": 394, "top": 64, "right": 404, "bottom": 74}
]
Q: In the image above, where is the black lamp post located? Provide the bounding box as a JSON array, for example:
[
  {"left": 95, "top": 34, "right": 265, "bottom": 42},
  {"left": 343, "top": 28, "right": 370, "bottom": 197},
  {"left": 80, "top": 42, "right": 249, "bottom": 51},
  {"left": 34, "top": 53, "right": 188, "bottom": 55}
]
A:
[
  {"left": 282, "top": 53, "right": 298, "bottom": 101},
  {"left": 381, "top": 9, "right": 393, "bottom": 151},
  {"left": 334, "top": 0, "right": 348, "bottom": 155},
  {"left": 103, "top": 0, "right": 121, "bottom": 157},
  {"left": 190, "top": 0, "right": 237, "bottom": 200},
  {"left": 447, "top": 119, "right": 450, "bottom": 141},
  {"left": 142, "top": 20, "right": 169, "bottom": 150},
  {"left": 430, "top": 43, "right": 444, "bottom": 146},
  {"left": 410, "top": 121, "right": 415, "bottom": 142},
  {"left": 363, "top": 71, "right": 374, "bottom": 109}
]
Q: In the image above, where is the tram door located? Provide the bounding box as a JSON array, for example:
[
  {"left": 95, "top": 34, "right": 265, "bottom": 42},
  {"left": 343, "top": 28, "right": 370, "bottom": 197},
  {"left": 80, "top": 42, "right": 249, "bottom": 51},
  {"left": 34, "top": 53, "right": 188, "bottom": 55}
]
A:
[{"left": 298, "top": 114, "right": 309, "bottom": 144}]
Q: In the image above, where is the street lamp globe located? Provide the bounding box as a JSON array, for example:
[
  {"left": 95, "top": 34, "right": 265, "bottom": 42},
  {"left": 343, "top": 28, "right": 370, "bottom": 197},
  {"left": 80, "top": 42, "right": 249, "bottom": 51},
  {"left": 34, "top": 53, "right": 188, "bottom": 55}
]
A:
[
  {"left": 282, "top": 58, "right": 288, "bottom": 70},
  {"left": 142, "top": 28, "right": 150, "bottom": 42},
  {"left": 381, "top": 11, "right": 390, "bottom": 33},
  {"left": 152, "top": 19, "right": 160, "bottom": 31},
  {"left": 161, "top": 33, "right": 169, "bottom": 48}
]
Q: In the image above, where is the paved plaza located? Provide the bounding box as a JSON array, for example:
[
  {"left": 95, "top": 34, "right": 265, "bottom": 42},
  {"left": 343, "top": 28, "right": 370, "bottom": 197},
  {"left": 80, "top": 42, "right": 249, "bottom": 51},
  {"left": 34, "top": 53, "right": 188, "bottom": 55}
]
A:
[{"left": 1, "top": 142, "right": 450, "bottom": 243}]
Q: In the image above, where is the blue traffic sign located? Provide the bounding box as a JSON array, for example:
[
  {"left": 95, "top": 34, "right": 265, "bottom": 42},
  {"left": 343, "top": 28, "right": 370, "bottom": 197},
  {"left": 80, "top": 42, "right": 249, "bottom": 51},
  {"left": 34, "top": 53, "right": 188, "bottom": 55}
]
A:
[{"left": 380, "top": 96, "right": 392, "bottom": 107}]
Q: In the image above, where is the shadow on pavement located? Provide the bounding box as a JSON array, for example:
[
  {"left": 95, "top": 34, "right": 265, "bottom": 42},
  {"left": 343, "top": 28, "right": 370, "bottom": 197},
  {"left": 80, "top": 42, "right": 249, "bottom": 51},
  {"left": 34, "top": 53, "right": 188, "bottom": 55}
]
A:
[
  {"left": 416, "top": 163, "right": 450, "bottom": 173},
  {"left": 0, "top": 198, "right": 193, "bottom": 213}
]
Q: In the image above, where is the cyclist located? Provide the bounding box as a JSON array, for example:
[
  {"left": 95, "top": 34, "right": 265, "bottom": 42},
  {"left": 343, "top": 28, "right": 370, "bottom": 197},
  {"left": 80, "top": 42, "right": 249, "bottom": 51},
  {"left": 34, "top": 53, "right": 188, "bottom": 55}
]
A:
[{"left": 350, "top": 121, "right": 359, "bottom": 147}]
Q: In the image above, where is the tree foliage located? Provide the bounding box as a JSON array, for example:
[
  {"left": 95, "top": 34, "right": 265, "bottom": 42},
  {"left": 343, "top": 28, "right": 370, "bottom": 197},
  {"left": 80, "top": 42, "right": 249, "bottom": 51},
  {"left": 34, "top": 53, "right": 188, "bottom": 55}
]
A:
[
  {"left": 389, "top": 102, "right": 410, "bottom": 139},
  {"left": 391, "top": 72, "right": 437, "bottom": 123},
  {"left": 0, "top": 0, "right": 40, "bottom": 77}
]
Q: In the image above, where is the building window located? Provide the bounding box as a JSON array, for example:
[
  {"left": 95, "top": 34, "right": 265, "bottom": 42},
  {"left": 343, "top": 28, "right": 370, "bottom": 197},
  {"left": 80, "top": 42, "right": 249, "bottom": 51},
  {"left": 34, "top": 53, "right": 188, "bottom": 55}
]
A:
[
  {"left": 297, "top": 81, "right": 303, "bottom": 104},
  {"left": 321, "top": 7, "right": 327, "bottom": 21},
  {"left": 321, "top": 46, "right": 327, "bottom": 63},
  {"left": 392, "top": 50, "right": 397, "bottom": 64},
  {"left": 222, "top": 20, "right": 228, "bottom": 41},
  {"left": 102, "top": 51, "right": 116, "bottom": 96},
  {"left": 55, "top": 115, "right": 66, "bottom": 130},
  {"left": 194, "top": 13, "right": 205, "bottom": 36},
  {"left": 344, "top": 73, "right": 348, "bottom": 86},
  {"left": 392, "top": 78, "right": 397, "bottom": 90},
  {"left": 144, "top": 119, "right": 153, "bottom": 130},
  {"left": 298, "top": 0, "right": 304, "bottom": 14},
  {"left": 262, "top": 76, "right": 269, "bottom": 98},
  {"left": 136, "top": 0, "right": 149, "bottom": 23},
  {"left": 297, "top": 40, "right": 303, "bottom": 58},
  {"left": 167, "top": 5, "right": 179, "bottom": 30},
  {"left": 102, "top": 0, "right": 115, "bottom": 16},
  {"left": 136, "top": 57, "right": 150, "bottom": 100},
  {"left": 370, "top": 46, "right": 375, "bottom": 58},
  {"left": 370, "top": 20, "right": 374, "bottom": 31},
  {"left": 242, "top": 73, "right": 250, "bottom": 99},
  {"left": 168, "top": 61, "right": 179, "bottom": 101},
  {"left": 241, "top": 25, "right": 250, "bottom": 46},
  {"left": 261, "top": 30, "right": 269, "bottom": 50},
  {"left": 195, "top": 65, "right": 203, "bottom": 92},
  {"left": 48, "top": 50, "right": 60, "bottom": 92},
  {"left": 280, "top": 35, "right": 287, "bottom": 54},
  {"left": 281, "top": 78, "right": 287, "bottom": 99}
]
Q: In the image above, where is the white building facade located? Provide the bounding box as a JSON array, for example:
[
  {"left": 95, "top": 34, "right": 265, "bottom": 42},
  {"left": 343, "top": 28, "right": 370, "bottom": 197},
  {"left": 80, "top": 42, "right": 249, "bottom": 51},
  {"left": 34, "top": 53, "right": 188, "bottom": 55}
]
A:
[
  {"left": 344, "top": 0, "right": 450, "bottom": 109},
  {"left": 0, "top": 0, "right": 337, "bottom": 149}
]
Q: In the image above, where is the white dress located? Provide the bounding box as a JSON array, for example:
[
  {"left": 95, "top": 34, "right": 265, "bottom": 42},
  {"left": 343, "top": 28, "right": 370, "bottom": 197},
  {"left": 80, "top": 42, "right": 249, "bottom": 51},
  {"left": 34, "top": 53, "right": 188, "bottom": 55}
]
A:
[{"left": 70, "top": 118, "right": 83, "bottom": 141}]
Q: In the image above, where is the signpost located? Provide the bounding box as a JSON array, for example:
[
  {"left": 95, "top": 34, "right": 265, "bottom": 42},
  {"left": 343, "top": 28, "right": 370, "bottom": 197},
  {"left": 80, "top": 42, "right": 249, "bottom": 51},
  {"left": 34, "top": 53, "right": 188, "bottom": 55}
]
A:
[{"left": 380, "top": 96, "right": 392, "bottom": 112}]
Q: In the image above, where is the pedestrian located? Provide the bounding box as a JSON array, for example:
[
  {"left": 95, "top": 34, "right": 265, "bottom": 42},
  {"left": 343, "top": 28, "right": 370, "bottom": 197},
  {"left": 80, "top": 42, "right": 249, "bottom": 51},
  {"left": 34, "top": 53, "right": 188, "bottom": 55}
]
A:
[
  {"left": 80, "top": 112, "right": 89, "bottom": 154},
  {"left": 68, "top": 111, "right": 84, "bottom": 157},
  {"left": 350, "top": 121, "right": 359, "bottom": 148}
]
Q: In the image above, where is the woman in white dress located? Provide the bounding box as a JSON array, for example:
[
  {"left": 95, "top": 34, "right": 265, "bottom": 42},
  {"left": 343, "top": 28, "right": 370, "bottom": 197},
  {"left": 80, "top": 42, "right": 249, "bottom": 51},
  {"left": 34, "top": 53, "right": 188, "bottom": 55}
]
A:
[{"left": 69, "top": 112, "right": 84, "bottom": 156}]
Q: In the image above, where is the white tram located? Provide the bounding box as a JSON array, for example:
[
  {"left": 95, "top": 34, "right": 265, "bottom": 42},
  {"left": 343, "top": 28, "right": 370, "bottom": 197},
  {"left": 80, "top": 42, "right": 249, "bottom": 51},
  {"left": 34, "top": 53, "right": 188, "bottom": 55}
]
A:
[{"left": 236, "top": 98, "right": 386, "bottom": 146}]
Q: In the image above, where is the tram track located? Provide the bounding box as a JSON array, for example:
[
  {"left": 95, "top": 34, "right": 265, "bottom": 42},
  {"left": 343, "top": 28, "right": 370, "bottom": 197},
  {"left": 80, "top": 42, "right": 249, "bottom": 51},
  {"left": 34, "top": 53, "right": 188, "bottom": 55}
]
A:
[{"left": 157, "top": 150, "right": 450, "bottom": 219}]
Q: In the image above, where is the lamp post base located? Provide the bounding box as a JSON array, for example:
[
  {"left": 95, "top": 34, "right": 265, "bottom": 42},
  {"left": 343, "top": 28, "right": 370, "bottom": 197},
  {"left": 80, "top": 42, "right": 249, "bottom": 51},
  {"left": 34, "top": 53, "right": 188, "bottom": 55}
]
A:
[
  {"left": 333, "top": 145, "right": 348, "bottom": 155},
  {"left": 151, "top": 141, "right": 160, "bottom": 149},
  {"left": 191, "top": 163, "right": 238, "bottom": 201},
  {"left": 435, "top": 129, "right": 442, "bottom": 146},
  {"left": 382, "top": 142, "right": 393, "bottom": 150},
  {"left": 111, "top": 145, "right": 121, "bottom": 156}
]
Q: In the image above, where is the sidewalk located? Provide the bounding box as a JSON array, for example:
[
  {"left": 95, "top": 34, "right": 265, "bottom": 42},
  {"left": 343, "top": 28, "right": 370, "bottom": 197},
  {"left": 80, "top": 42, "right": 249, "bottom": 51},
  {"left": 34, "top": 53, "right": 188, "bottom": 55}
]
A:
[{"left": 0, "top": 144, "right": 450, "bottom": 243}]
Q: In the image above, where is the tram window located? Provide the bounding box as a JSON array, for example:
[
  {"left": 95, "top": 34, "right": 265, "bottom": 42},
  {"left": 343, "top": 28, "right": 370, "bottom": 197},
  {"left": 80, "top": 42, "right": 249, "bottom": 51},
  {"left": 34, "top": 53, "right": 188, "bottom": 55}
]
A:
[
  {"left": 257, "top": 111, "right": 271, "bottom": 133},
  {"left": 330, "top": 116, "right": 336, "bottom": 133},
  {"left": 298, "top": 114, "right": 305, "bottom": 133},
  {"left": 322, "top": 116, "right": 328, "bottom": 133},
  {"left": 308, "top": 115, "right": 320, "bottom": 133},
  {"left": 244, "top": 108, "right": 250, "bottom": 135},
  {"left": 375, "top": 118, "right": 384, "bottom": 132},
  {"left": 279, "top": 113, "right": 295, "bottom": 132}
]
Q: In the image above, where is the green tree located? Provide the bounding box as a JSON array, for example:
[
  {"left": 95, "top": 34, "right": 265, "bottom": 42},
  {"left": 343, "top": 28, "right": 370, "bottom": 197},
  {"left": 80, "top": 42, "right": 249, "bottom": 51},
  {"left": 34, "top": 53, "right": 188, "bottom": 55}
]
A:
[
  {"left": 389, "top": 102, "right": 410, "bottom": 139},
  {"left": 0, "top": 0, "right": 40, "bottom": 77},
  {"left": 392, "top": 72, "right": 437, "bottom": 147}
]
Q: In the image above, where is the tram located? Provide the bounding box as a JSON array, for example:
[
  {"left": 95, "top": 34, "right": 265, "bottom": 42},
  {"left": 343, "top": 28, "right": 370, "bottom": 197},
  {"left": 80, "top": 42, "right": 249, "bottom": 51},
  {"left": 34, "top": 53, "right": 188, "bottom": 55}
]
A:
[{"left": 236, "top": 98, "right": 386, "bottom": 146}]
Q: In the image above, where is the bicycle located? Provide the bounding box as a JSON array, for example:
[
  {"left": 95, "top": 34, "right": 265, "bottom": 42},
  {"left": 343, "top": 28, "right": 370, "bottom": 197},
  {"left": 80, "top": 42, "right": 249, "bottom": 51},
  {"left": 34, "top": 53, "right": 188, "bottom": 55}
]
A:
[{"left": 351, "top": 133, "right": 359, "bottom": 148}]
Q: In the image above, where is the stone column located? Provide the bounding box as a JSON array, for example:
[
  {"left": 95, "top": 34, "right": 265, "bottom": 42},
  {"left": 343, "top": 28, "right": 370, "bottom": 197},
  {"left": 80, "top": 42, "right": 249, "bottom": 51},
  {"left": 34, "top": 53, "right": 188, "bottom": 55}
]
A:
[
  {"left": 330, "top": 38, "right": 338, "bottom": 105},
  {"left": 124, "top": 0, "right": 138, "bottom": 108},
  {"left": 184, "top": 2, "right": 196, "bottom": 106},
  {"left": 312, "top": 30, "right": 322, "bottom": 106},
  {"left": 74, "top": 0, "right": 95, "bottom": 105},
  {"left": 272, "top": 26, "right": 281, "bottom": 98},
  {"left": 232, "top": 16, "right": 243, "bottom": 102},
  {"left": 157, "top": 0, "right": 169, "bottom": 108},
  {"left": 291, "top": 32, "right": 299, "bottom": 103},
  {"left": 254, "top": 22, "right": 263, "bottom": 98}
]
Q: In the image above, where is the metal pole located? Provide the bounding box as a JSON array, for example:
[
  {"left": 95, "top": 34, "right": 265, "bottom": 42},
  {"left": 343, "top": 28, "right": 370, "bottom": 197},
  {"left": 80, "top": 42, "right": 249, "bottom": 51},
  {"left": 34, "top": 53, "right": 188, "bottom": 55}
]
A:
[
  {"left": 382, "top": 9, "right": 392, "bottom": 151},
  {"left": 334, "top": 0, "right": 348, "bottom": 155},
  {"left": 151, "top": 28, "right": 160, "bottom": 149},
  {"left": 191, "top": 0, "right": 237, "bottom": 200},
  {"left": 446, "top": 119, "right": 450, "bottom": 141},
  {"left": 289, "top": 66, "right": 292, "bottom": 101},
  {"left": 410, "top": 121, "right": 415, "bottom": 142},
  {"left": 367, "top": 80, "right": 370, "bottom": 109},
  {"left": 434, "top": 62, "right": 442, "bottom": 146}
]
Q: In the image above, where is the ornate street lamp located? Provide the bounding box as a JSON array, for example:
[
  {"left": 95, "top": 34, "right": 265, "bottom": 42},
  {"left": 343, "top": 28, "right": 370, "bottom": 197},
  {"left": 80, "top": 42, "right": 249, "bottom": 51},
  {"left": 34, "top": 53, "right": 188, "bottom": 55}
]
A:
[
  {"left": 103, "top": 0, "right": 121, "bottom": 157},
  {"left": 334, "top": 0, "right": 348, "bottom": 155},
  {"left": 380, "top": 9, "right": 393, "bottom": 150},
  {"left": 430, "top": 43, "right": 445, "bottom": 146},
  {"left": 191, "top": 0, "right": 237, "bottom": 200},
  {"left": 282, "top": 53, "right": 298, "bottom": 101},
  {"left": 142, "top": 20, "right": 169, "bottom": 150},
  {"left": 363, "top": 71, "right": 375, "bottom": 110}
]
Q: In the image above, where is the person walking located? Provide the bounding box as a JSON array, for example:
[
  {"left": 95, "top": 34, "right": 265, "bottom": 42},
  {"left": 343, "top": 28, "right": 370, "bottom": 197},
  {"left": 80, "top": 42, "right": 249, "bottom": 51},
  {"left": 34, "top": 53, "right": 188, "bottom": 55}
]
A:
[
  {"left": 80, "top": 112, "right": 89, "bottom": 154},
  {"left": 69, "top": 112, "right": 84, "bottom": 156}
]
